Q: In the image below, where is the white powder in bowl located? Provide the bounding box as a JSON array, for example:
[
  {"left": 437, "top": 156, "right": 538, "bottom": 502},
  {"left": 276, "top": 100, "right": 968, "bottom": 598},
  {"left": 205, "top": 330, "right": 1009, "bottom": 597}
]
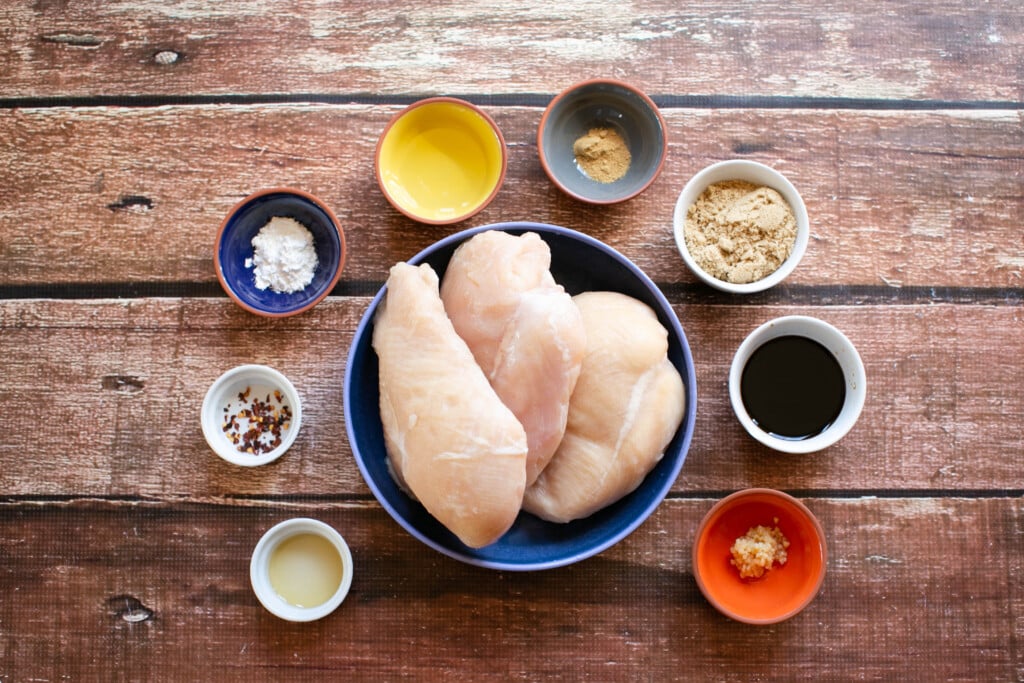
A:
[{"left": 245, "top": 216, "right": 319, "bottom": 293}]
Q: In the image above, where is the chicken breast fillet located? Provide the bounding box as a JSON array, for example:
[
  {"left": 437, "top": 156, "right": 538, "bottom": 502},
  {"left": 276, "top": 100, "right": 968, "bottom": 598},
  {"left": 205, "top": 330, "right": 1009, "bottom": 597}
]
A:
[
  {"left": 440, "top": 230, "right": 586, "bottom": 485},
  {"left": 523, "top": 291, "right": 686, "bottom": 523},
  {"left": 373, "top": 262, "right": 528, "bottom": 548}
]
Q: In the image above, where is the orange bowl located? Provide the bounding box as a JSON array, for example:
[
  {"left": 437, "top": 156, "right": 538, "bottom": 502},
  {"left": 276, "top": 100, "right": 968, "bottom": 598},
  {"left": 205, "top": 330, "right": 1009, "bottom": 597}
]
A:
[{"left": 692, "top": 488, "right": 826, "bottom": 624}]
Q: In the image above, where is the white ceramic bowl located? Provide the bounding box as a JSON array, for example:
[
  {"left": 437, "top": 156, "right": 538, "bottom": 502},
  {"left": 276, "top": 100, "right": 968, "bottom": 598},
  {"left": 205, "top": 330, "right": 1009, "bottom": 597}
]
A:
[
  {"left": 201, "top": 364, "right": 302, "bottom": 466},
  {"left": 729, "top": 316, "right": 866, "bottom": 454},
  {"left": 673, "top": 160, "right": 809, "bottom": 293},
  {"left": 250, "top": 518, "right": 354, "bottom": 622}
]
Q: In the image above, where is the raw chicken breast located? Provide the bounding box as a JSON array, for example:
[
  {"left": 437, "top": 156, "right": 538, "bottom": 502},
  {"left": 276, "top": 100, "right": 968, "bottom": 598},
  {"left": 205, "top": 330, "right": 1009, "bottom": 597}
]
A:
[
  {"left": 440, "top": 230, "right": 586, "bottom": 485},
  {"left": 488, "top": 288, "right": 587, "bottom": 484},
  {"left": 523, "top": 291, "right": 686, "bottom": 523},
  {"left": 440, "top": 230, "right": 559, "bottom": 375},
  {"left": 373, "top": 262, "right": 528, "bottom": 548}
]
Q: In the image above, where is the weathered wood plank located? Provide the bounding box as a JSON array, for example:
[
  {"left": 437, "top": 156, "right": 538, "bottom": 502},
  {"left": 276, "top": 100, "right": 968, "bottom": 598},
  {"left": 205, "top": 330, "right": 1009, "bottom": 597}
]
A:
[
  {"left": 2, "top": 1, "right": 1021, "bottom": 101},
  {"left": 0, "top": 106, "right": 1021, "bottom": 288},
  {"left": 0, "top": 299, "right": 1020, "bottom": 496},
  {"left": 0, "top": 498, "right": 1019, "bottom": 681}
]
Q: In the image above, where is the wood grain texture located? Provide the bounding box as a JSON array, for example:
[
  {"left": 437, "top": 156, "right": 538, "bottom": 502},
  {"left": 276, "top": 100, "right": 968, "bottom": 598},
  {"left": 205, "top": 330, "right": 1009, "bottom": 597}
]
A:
[
  {"left": 2, "top": 2, "right": 1022, "bottom": 679},
  {"left": 0, "top": 498, "right": 1020, "bottom": 681},
  {"left": 2, "top": 1, "right": 1022, "bottom": 101},
  {"left": 0, "top": 298, "right": 1020, "bottom": 497},
  {"left": 0, "top": 106, "right": 1022, "bottom": 289}
]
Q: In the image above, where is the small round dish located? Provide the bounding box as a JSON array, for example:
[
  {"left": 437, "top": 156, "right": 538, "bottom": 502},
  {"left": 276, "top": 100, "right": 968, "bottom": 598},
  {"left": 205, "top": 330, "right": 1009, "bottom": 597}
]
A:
[
  {"left": 375, "top": 97, "right": 507, "bottom": 225},
  {"left": 250, "top": 518, "right": 354, "bottom": 622},
  {"left": 673, "top": 160, "right": 809, "bottom": 293},
  {"left": 215, "top": 188, "right": 345, "bottom": 318},
  {"left": 729, "top": 315, "right": 866, "bottom": 454},
  {"left": 538, "top": 79, "right": 667, "bottom": 204},
  {"left": 344, "top": 222, "right": 698, "bottom": 571},
  {"left": 693, "top": 488, "right": 827, "bottom": 625},
  {"left": 201, "top": 364, "right": 302, "bottom": 467}
]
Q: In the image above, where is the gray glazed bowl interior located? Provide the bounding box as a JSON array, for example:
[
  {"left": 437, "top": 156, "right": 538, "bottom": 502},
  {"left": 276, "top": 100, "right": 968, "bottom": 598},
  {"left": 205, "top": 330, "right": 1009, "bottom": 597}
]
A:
[{"left": 539, "top": 80, "right": 666, "bottom": 203}]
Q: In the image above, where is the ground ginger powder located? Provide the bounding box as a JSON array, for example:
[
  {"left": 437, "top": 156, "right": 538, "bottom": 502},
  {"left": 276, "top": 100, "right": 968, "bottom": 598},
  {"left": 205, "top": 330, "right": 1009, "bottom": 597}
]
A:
[
  {"left": 684, "top": 180, "right": 797, "bottom": 284},
  {"left": 573, "top": 127, "right": 631, "bottom": 183}
]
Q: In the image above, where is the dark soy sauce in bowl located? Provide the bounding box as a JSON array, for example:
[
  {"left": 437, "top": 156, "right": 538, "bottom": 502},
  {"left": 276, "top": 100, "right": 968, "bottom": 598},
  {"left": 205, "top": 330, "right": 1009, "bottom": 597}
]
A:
[{"left": 740, "top": 335, "right": 846, "bottom": 440}]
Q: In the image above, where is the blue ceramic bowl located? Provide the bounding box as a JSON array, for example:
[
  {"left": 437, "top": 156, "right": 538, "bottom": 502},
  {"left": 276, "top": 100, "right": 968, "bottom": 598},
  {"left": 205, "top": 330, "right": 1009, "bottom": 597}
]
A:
[
  {"left": 344, "top": 222, "right": 697, "bottom": 570},
  {"left": 215, "top": 188, "right": 346, "bottom": 317},
  {"left": 538, "top": 79, "right": 667, "bottom": 204}
]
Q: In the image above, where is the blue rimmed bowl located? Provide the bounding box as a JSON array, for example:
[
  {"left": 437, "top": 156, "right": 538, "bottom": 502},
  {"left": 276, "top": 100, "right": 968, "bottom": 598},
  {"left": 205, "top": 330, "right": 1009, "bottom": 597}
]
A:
[
  {"left": 343, "top": 222, "right": 697, "bottom": 570},
  {"left": 215, "top": 188, "right": 346, "bottom": 317}
]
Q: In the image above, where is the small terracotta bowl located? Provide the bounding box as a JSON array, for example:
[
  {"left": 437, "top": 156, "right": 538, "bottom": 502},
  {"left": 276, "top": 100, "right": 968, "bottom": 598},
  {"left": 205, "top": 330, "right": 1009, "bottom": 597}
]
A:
[
  {"left": 538, "top": 79, "right": 667, "bottom": 204},
  {"left": 215, "top": 188, "right": 345, "bottom": 317},
  {"left": 693, "top": 488, "right": 827, "bottom": 624},
  {"left": 375, "top": 97, "right": 507, "bottom": 225}
]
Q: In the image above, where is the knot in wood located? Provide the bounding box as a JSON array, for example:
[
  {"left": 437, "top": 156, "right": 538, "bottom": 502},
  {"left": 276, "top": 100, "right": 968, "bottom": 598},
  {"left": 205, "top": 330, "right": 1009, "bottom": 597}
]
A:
[{"left": 153, "top": 50, "right": 179, "bottom": 65}]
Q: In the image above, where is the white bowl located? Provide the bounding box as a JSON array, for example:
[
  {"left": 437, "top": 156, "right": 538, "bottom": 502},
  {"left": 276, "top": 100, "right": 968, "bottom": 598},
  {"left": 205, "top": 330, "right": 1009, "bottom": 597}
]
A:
[
  {"left": 728, "top": 316, "right": 866, "bottom": 454},
  {"left": 201, "top": 364, "right": 302, "bottom": 466},
  {"left": 673, "top": 160, "right": 809, "bottom": 293},
  {"left": 250, "top": 518, "right": 354, "bottom": 622}
]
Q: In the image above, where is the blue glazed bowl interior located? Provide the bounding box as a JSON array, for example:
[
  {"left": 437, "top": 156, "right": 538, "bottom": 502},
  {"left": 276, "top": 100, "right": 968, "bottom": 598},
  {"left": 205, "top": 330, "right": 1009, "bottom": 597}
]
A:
[
  {"left": 344, "top": 222, "right": 697, "bottom": 570},
  {"left": 541, "top": 83, "right": 666, "bottom": 202},
  {"left": 218, "top": 192, "right": 343, "bottom": 315}
]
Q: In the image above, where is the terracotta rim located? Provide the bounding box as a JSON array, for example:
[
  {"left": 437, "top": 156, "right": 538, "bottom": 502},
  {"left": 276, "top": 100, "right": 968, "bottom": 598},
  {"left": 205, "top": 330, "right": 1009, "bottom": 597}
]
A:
[
  {"left": 374, "top": 97, "right": 508, "bottom": 225},
  {"left": 214, "top": 187, "right": 347, "bottom": 318},
  {"left": 692, "top": 488, "right": 828, "bottom": 625},
  {"left": 537, "top": 78, "right": 668, "bottom": 205}
]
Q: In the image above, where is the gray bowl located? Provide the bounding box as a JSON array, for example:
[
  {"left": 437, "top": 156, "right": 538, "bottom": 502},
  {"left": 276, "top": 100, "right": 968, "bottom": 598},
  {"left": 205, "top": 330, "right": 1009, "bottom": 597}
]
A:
[{"left": 538, "top": 79, "right": 667, "bottom": 204}]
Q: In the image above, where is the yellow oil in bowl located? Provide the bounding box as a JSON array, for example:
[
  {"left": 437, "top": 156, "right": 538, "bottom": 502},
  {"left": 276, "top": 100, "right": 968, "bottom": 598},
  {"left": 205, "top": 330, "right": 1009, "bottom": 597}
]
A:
[
  {"left": 376, "top": 98, "right": 506, "bottom": 224},
  {"left": 268, "top": 532, "right": 344, "bottom": 608}
]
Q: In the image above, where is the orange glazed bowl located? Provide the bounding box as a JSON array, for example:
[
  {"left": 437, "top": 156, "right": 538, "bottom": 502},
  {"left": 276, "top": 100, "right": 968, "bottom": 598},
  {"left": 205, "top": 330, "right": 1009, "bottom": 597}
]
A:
[{"left": 692, "top": 488, "right": 826, "bottom": 624}]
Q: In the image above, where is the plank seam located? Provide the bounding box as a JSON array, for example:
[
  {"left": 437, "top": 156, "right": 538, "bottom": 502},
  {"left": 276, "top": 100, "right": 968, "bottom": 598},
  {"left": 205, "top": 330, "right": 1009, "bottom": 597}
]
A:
[
  {"left": 0, "top": 283, "right": 1019, "bottom": 306},
  {"left": 0, "top": 490, "right": 1020, "bottom": 505},
  {"left": 0, "top": 94, "right": 1021, "bottom": 110}
]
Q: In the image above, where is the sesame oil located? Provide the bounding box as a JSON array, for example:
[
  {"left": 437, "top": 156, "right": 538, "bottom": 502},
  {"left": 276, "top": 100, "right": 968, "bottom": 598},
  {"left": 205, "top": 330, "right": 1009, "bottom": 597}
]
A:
[{"left": 268, "top": 533, "right": 344, "bottom": 608}]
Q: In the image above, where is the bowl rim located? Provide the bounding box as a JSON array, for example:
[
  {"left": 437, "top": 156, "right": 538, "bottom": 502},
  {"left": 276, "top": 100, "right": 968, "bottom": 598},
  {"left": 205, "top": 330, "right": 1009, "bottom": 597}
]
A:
[
  {"left": 201, "top": 363, "right": 303, "bottom": 467},
  {"left": 249, "top": 517, "right": 354, "bottom": 622},
  {"left": 537, "top": 78, "right": 668, "bottom": 205},
  {"left": 374, "top": 96, "right": 508, "bottom": 225},
  {"left": 214, "top": 186, "right": 346, "bottom": 318},
  {"left": 344, "top": 221, "right": 697, "bottom": 571},
  {"left": 672, "top": 159, "right": 809, "bottom": 293},
  {"left": 692, "top": 488, "right": 827, "bottom": 625},
  {"left": 728, "top": 315, "right": 867, "bottom": 454}
]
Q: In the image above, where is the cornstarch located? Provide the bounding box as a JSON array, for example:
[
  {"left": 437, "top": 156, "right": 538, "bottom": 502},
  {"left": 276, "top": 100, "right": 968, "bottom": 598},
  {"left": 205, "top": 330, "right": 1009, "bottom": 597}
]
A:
[{"left": 245, "top": 216, "right": 318, "bottom": 293}]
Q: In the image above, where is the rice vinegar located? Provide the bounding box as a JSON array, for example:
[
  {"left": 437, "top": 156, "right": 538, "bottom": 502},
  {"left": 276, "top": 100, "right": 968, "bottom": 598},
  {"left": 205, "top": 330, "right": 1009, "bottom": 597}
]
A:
[{"left": 268, "top": 533, "right": 344, "bottom": 608}]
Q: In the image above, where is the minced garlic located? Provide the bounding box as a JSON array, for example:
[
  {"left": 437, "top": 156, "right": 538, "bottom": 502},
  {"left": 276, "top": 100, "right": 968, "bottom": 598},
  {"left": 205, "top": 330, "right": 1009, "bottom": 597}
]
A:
[{"left": 729, "top": 517, "right": 790, "bottom": 579}]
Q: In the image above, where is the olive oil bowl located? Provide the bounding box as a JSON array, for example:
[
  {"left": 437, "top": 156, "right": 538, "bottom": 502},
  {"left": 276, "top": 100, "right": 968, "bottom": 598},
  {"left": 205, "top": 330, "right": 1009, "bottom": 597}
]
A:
[
  {"left": 375, "top": 97, "right": 507, "bottom": 225},
  {"left": 250, "top": 518, "right": 354, "bottom": 622},
  {"left": 728, "top": 316, "right": 866, "bottom": 454}
]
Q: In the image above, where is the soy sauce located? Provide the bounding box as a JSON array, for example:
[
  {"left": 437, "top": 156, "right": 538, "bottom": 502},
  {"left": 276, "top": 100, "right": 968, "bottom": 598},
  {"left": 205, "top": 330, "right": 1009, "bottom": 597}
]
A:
[{"left": 740, "top": 335, "right": 846, "bottom": 440}]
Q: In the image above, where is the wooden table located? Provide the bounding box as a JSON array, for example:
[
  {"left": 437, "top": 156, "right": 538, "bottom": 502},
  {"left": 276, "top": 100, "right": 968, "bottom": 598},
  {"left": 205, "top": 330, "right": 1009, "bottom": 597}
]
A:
[{"left": 2, "top": 2, "right": 1021, "bottom": 680}]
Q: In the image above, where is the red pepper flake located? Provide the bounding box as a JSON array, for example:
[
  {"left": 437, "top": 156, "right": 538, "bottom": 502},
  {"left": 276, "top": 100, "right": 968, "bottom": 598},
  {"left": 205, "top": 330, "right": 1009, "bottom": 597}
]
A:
[{"left": 222, "top": 385, "right": 293, "bottom": 456}]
